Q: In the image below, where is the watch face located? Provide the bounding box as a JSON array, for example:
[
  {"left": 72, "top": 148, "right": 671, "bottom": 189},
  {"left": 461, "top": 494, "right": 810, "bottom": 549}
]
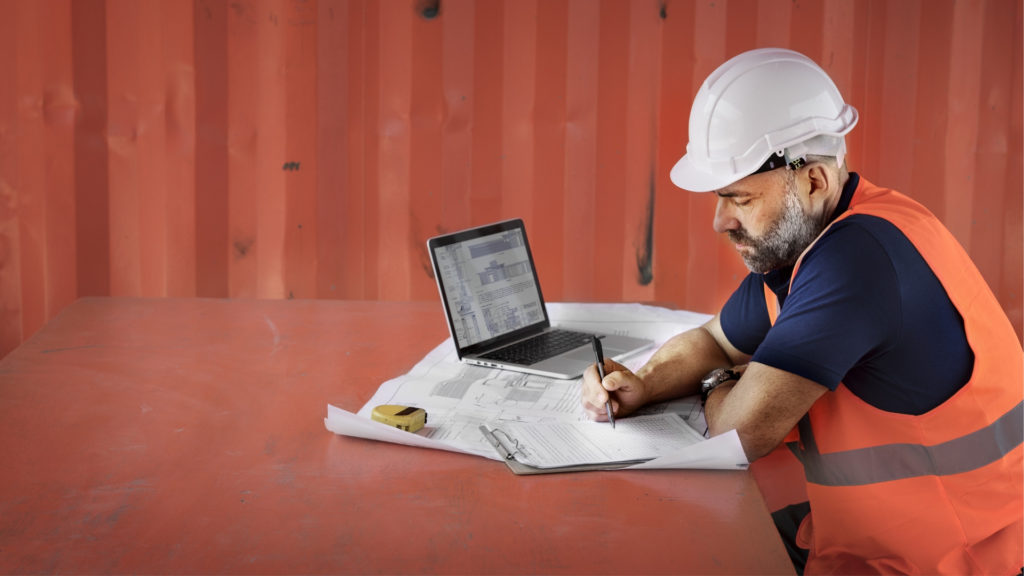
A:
[
  {"left": 701, "top": 368, "right": 740, "bottom": 397},
  {"left": 702, "top": 368, "right": 727, "bottom": 387}
]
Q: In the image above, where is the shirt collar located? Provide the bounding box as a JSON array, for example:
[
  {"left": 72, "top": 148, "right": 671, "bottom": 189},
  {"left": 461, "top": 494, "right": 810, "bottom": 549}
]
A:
[
  {"left": 830, "top": 172, "right": 859, "bottom": 222},
  {"left": 761, "top": 172, "right": 861, "bottom": 301}
]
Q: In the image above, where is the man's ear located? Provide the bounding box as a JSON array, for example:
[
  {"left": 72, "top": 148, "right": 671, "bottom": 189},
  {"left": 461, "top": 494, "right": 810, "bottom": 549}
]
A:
[{"left": 805, "top": 162, "right": 833, "bottom": 198}]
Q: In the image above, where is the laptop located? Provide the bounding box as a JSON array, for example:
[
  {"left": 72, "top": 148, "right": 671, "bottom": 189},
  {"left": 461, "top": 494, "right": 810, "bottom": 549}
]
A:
[{"left": 427, "top": 219, "right": 653, "bottom": 379}]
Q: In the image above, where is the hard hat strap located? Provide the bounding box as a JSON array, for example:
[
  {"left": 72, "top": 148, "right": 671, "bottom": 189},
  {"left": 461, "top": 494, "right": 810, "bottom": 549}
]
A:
[{"left": 751, "top": 151, "right": 805, "bottom": 176}]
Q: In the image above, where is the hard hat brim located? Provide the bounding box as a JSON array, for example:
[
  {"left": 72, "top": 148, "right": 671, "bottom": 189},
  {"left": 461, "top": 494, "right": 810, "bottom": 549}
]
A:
[{"left": 670, "top": 154, "right": 732, "bottom": 193}]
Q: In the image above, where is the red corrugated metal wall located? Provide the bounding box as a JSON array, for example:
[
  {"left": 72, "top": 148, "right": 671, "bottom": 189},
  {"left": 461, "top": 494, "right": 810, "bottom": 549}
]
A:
[{"left": 0, "top": 0, "right": 1020, "bottom": 358}]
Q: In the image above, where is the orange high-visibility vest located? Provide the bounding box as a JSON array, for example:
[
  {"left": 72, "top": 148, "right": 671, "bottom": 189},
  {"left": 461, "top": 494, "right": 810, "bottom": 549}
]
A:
[{"left": 764, "top": 176, "right": 1023, "bottom": 574}]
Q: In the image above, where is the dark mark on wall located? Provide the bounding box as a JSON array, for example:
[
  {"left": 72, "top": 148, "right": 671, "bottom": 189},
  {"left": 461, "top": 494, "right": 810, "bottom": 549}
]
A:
[
  {"left": 228, "top": 0, "right": 258, "bottom": 24},
  {"left": 283, "top": 161, "right": 300, "bottom": 171},
  {"left": 289, "top": 0, "right": 316, "bottom": 26},
  {"left": 636, "top": 172, "right": 655, "bottom": 286},
  {"left": 415, "top": 222, "right": 443, "bottom": 280},
  {"left": 234, "top": 238, "right": 255, "bottom": 260},
  {"left": 659, "top": 1, "right": 667, "bottom": 19},
  {"left": 418, "top": 0, "right": 440, "bottom": 19},
  {"left": 419, "top": 247, "right": 434, "bottom": 280}
]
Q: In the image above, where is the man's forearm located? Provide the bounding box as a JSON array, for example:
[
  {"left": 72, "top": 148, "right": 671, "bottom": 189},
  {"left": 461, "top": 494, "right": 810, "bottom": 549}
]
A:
[
  {"left": 634, "top": 323, "right": 735, "bottom": 404},
  {"left": 702, "top": 362, "right": 827, "bottom": 461}
]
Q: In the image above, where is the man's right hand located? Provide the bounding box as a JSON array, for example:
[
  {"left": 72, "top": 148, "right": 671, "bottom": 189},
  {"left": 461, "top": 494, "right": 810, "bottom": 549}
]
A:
[{"left": 581, "top": 359, "right": 650, "bottom": 422}]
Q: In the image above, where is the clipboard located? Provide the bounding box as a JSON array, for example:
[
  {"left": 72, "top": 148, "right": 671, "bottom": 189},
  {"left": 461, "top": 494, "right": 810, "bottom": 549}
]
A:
[
  {"left": 479, "top": 425, "right": 652, "bottom": 476},
  {"left": 478, "top": 413, "right": 711, "bottom": 475}
]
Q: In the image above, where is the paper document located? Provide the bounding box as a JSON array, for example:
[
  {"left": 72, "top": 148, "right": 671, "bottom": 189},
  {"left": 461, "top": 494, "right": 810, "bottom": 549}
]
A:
[
  {"left": 483, "top": 413, "right": 705, "bottom": 469},
  {"left": 324, "top": 303, "right": 748, "bottom": 471}
]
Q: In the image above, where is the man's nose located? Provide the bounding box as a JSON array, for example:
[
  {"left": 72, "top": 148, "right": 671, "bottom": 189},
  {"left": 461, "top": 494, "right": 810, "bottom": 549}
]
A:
[{"left": 713, "top": 198, "right": 740, "bottom": 234}]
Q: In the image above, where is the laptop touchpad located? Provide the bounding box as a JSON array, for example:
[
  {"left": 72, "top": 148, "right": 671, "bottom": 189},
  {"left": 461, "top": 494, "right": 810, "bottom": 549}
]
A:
[{"left": 564, "top": 347, "right": 599, "bottom": 362}]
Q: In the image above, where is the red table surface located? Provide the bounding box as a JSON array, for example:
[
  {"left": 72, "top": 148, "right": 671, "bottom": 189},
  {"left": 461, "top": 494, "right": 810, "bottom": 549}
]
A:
[{"left": 0, "top": 297, "right": 793, "bottom": 574}]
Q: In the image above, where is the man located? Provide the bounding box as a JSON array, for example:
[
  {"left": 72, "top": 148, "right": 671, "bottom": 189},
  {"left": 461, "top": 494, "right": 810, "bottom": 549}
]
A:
[{"left": 581, "top": 48, "right": 1023, "bottom": 575}]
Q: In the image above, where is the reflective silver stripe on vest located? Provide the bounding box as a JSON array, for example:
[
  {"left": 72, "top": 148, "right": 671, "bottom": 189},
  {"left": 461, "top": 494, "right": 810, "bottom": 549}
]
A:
[{"left": 787, "top": 401, "right": 1024, "bottom": 487}]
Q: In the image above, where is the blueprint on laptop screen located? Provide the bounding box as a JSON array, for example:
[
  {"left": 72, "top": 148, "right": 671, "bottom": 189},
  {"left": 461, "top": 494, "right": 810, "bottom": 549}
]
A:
[{"left": 433, "top": 228, "right": 544, "bottom": 347}]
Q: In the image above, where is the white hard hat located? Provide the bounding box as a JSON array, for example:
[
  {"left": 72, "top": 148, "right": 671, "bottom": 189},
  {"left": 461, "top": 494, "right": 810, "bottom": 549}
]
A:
[{"left": 671, "top": 47, "right": 858, "bottom": 192}]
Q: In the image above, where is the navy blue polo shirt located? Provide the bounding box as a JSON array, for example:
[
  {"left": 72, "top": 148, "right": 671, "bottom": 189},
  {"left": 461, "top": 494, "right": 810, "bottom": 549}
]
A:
[{"left": 720, "top": 173, "right": 974, "bottom": 415}]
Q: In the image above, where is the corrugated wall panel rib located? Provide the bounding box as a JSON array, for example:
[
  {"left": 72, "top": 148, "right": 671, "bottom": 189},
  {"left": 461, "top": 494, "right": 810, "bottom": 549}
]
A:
[
  {"left": 194, "top": 0, "right": 229, "bottom": 298},
  {"left": 914, "top": 2, "right": 954, "bottom": 226},
  {"left": 336, "top": 0, "right": 370, "bottom": 300},
  {"left": 500, "top": 0, "right": 535, "bottom": 253},
  {"left": 620, "top": 0, "right": 658, "bottom": 305},
  {"left": 316, "top": 0, "right": 346, "bottom": 299},
  {"left": 945, "top": 0, "right": 985, "bottom": 247},
  {"left": 0, "top": 0, "right": 1019, "bottom": 357},
  {"left": 439, "top": 0, "right": 475, "bottom": 236},
  {"left": 255, "top": 0, "right": 288, "bottom": 299},
  {"left": 686, "top": 0, "right": 730, "bottom": 315},
  {"left": 0, "top": 0, "right": 23, "bottom": 357},
  {"left": 972, "top": 0, "right": 1018, "bottom": 298},
  {"left": 41, "top": 1, "right": 78, "bottom": 330},
  {"left": 16, "top": 0, "right": 48, "bottom": 341},
  {"left": 225, "top": 0, "right": 261, "bottom": 299},
  {"left": 138, "top": 1, "right": 170, "bottom": 297},
  {"left": 409, "top": 0, "right": 444, "bottom": 301},
  {"left": 377, "top": 0, "right": 412, "bottom": 300},
  {"left": 531, "top": 0, "right": 568, "bottom": 301},
  {"left": 1006, "top": 0, "right": 1024, "bottom": 334},
  {"left": 164, "top": 0, "right": 197, "bottom": 298},
  {"left": 106, "top": 0, "right": 144, "bottom": 297},
  {"left": 469, "top": 2, "right": 502, "bottom": 229},
  {"left": 283, "top": 0, "right": 319, "bottom": 300},
  {"left": 71, "top": 0, "right": 110, "bottom": 302},
  {"left": 563, "top": 0, "right": 599, "bottom": 301},
  {"left": 593, "top": 0, "right": 628, "bottom": 303},
  {"left": 361, "top": 0, "right": 380, "bottom": 300},
  {"left": 653, "top": 0, "right": 694, "bottom": 312}
]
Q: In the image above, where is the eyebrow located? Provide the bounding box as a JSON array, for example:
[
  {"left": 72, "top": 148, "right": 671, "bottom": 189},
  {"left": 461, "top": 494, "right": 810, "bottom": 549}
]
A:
[{"left": 715, "top": 190, "right": 747, "bottom": 198}]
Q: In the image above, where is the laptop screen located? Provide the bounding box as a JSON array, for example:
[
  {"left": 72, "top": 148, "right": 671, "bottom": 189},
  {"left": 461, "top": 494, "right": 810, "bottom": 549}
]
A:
[{"left": 429, "top": 220, "right": 550, "bottom": 352}]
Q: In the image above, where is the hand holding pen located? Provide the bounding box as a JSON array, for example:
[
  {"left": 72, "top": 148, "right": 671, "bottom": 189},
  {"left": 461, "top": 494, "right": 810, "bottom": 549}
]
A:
[{"left": 591, "top": 336, "right": 615, "bottom": 428}]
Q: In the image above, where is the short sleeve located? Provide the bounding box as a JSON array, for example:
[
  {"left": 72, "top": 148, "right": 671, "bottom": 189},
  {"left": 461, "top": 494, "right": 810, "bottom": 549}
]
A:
[
  {"left": 750, "top": 220, "right": 901, "bottom": 390},
  {"left": 720, "top": 273, "right": 772, "bottom": 356}
]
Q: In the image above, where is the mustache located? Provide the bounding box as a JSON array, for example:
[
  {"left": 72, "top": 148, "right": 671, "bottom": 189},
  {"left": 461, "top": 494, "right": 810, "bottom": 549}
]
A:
[{"left": 728, "top": 229, "right": 754, "bottom": 244}]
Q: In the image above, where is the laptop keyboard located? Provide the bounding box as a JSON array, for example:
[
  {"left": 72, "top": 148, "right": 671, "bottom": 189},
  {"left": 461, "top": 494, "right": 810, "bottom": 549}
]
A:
[{"left": 480, "top": 329, "right": 593, "bottom": 365}]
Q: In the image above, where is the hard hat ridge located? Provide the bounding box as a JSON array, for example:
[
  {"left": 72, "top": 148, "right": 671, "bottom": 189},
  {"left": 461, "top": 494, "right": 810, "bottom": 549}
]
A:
[{"left": 671, "top": 48, "right": 858, "bottom": 192}]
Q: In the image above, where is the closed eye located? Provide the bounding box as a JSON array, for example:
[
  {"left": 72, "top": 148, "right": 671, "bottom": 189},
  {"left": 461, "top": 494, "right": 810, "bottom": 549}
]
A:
[{"left": 716, "top": 190, "right": 755, "bottom": 208}]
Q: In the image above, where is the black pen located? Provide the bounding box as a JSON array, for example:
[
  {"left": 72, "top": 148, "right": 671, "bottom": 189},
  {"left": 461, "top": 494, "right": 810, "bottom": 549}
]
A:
[{"left": 591, "top": 336, "right": 615, "bottom": 428}]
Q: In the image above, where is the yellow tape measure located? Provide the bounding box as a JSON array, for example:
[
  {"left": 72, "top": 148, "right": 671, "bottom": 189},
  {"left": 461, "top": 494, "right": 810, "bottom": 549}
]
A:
[{"left": 371, "top": 405, "right": 428, "bottom": 433}]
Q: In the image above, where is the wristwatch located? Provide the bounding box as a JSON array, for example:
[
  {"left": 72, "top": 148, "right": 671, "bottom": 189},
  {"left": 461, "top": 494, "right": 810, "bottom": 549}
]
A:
[{"left": 700, "top": 368, "right": 741, "bottom": 406}]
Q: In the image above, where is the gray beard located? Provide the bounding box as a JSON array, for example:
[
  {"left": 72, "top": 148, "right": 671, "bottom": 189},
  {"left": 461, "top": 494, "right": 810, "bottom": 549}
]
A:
[{"left": 729, "top": 183, "right": 825, "bottom": 274}]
